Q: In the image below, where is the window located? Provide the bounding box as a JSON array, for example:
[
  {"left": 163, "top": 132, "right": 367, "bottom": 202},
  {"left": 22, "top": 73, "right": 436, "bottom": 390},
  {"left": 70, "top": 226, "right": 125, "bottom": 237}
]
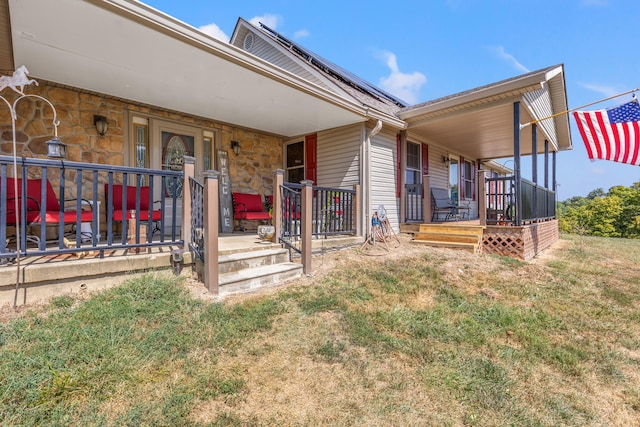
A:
[
  {"left": 203, "top": 133, "right": 214, "bottom": 171},
  {"left": 134, "top": 123, "right": 148, "bottom": 169},
  {"left": 449, "top": 157, "right": 459, "bottom": 202},
  {"left": 462, "top": 160, "right": 473, "bottom": 199},
  {"left": 286, "top": 141, "right": 304, "bottom": 183}
]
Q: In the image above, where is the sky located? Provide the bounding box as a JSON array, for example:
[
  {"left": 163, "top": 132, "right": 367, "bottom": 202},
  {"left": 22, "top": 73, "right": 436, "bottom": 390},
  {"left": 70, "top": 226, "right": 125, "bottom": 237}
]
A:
[{"left": 143, "top": 0, "right": 640, "bottom": 200}]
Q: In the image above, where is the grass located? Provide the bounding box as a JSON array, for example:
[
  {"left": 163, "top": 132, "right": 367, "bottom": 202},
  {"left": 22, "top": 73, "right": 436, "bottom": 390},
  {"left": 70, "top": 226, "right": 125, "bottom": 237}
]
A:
[{"left": 1, "top": 233, "right": 640, "bottom": 425}]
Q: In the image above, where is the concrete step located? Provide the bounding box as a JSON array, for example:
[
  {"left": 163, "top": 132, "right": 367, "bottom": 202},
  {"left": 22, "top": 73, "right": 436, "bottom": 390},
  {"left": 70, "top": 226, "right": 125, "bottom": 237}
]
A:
[
  {"left": 219, "top": 262, "right": 303, "bottom": 296},
  {"left": 218, "top": 248, "right": 290, "bottom": 274},
  {"left": 414, "top": 232, "right": 480, "bottom": 244},
  {"left": 410, "top": 239, "right": 479, "bottom": 253}
]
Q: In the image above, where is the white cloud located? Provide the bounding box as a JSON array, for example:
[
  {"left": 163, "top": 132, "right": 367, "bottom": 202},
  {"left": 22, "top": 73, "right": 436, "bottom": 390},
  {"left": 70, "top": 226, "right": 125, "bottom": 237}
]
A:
[
  {"left": 578, "top": 82, "right": 619, "bottom": 98},
  {"left": 591, "top": 165, "right": 606, "bottom": 175},
  {"left": 377, "top": 51, "right": 427, "bottom": 105},
  {"left": 294, "top": 29, "right": 310, "bottom": 40},
  {"left": 249, "top": 14, "right": 281, "bottom": 30},
  {"left": 198, "top": 23, "right": 229, "bottom": 42},
  {"left": 493, "top": 46, "right": 530, "bottom": 73}
]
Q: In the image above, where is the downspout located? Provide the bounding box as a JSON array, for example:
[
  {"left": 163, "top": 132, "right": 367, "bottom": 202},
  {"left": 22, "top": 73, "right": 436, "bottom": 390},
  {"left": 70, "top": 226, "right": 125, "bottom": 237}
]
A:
[{"left": 364, "top": 119, "right": 383, "bottom": 239}]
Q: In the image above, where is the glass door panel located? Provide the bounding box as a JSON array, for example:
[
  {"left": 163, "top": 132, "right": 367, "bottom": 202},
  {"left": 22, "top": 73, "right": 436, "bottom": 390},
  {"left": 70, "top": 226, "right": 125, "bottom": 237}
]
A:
[{"left": 162, "top": 132, "right": 194, "bottom": 197}]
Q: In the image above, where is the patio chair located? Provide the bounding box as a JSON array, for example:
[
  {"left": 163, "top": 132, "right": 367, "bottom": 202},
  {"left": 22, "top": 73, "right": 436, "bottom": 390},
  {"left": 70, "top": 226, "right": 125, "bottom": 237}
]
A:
[
  {"left": 431, "top": 187, "right": 465, "bottom": 221},
  {"left": 3, "top": 178, "right": 95, "bottom": 243},
  {"left": 232, "top": 192, "right": 271, "bottom": 231},
  {"left": 104, "top": 184, "right": 162, "bottom": 235}
]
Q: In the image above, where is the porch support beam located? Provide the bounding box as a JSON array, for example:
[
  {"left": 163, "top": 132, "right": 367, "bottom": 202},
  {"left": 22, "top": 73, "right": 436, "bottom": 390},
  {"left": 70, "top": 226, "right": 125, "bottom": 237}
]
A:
[
  {"left": 513, "top": 101, "right": 522, "bottom": 226},
  {"left": 203, "top": 171, "right": 220, "bottom": 295},
  {"left": 399, "top": 130, "right": 407, "bottom": 223},
  {"left": 300, "top": 180, "right": 313, "bottom": 274},
  {"left": 531, "top": 124, "right": 538, "bottom": 184},
  {"left": 552, "top": 150, "right": 557, "bottom": 196},
  {"left": 423, "top": 174, "right": 431, "bottom": 223},
  {"left": 532, "top": 123, "right": 538, "bottom": 220},
  {"left": 182, "top": 156, "right": 195, "bottom": 245},
  {"left": 273, "top": 169, "right": 284, "bottom": 243},
  {"left": 478, "top": 169, "right": 486, "bottom": 226},
  {"left": 353, "top": 184, "right": 362, "bottom": 236},
  {"left": 553, "top": 150, "right": 557, "bottom": 218},
  {"left": 544, "top": 140, "right": 549, "bottom": 189}
]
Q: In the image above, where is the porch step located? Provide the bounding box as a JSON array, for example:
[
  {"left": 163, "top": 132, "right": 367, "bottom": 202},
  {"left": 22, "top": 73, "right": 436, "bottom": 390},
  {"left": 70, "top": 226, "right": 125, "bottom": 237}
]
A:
[
  {"left": 218, "top": 248, "right": 291, "bottom": 274},
  {"left": 418, "top": 224, "right": 485, "bottom": 236},
  {"left": 414, "top": 232, "right": 479, "bottom": 244},
  {"left": 212, "top": 246, "right": 303, "bottom": 296},
  {"left": 410, "top": 239, "right": 479, "bottom": 253},
  {"left": 399, "top": 223, "right": 421, "bottom": 234},
  {"left": 411, "top": 223, "right": 485, "bottom": 254},
  {"left": 219, "top": 262, "right": 303, "bottom": 296}
]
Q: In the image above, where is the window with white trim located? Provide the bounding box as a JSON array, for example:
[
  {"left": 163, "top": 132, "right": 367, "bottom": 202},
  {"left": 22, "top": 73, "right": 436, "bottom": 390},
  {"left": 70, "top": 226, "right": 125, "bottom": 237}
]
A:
[
  {"left": 285, "top": 141, "right": 305, "bottom": 183},
  {"left": 463, "top": 160, "right": 473, "bottom": 199}
]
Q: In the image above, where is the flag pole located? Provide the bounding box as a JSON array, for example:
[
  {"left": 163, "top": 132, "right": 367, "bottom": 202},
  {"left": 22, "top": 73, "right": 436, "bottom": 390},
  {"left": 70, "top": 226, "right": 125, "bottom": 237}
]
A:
[{"left": 520, "top": 87, "right": 639, "bottom": 129}]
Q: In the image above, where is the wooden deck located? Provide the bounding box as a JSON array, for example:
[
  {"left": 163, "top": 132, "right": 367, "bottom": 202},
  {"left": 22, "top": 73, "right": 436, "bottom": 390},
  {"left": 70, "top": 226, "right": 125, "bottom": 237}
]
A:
[{"left": 401, "top": 219, "right": 559, "bottom": 260}]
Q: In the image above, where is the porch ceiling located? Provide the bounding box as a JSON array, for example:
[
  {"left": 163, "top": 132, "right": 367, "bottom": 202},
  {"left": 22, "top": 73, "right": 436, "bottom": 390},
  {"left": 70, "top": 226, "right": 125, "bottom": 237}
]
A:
[
  {"left": 399, "top": 65, "right": 573, "bottom": 160},
  {"left": 6, "top": 0, "right": 367, "bottom": 138}
]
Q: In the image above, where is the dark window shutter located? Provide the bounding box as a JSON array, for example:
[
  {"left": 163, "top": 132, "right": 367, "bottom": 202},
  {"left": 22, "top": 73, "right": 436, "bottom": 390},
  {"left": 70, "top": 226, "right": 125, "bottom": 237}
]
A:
[
  {"left": 396, "top": 134, "right": 401, "bottom": 197},
  {"left": 305, "top": 134, "right": 317, "bottom": 184}
]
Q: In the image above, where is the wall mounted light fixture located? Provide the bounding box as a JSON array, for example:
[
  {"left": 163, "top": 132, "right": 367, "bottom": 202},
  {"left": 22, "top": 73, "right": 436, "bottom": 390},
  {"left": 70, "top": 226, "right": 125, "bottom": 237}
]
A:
[
  {"left": 94, "top": 115, "right": 108, "bottom": 137},
  {"left": 231, "top": 140, "right": 240, "bottom": 156},
  {"left": 442, "top": 155, "right": 450, "bottom": 166}
]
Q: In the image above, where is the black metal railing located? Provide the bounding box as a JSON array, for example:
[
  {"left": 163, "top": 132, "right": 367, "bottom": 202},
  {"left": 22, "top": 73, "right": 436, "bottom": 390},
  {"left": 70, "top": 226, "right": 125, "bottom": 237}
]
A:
[
  {"left": 0, "top": 155, "right": 183, "bottom": 260},
  {"left": 520, "top": 179, "right": 556, "bottom": 222},
  {"left": 405, "top": 183, "right": 423, "bottom": 222},
  {"left": 189, "top": 177, "right": 204, "bottom": 262},
  {"left": 278, "top": 183, "right": 356, "bottom": 253},
  {"left": 485, "top": 175, "right": 555, "bottom": 225},
  {"left": 485, "top": 176, "right": 515, "bottom": 225}
]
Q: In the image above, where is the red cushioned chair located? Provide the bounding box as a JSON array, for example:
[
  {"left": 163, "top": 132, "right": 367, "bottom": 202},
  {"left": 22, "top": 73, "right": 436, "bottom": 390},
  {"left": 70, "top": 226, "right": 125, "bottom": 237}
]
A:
[
  {"left": 2, "top": 178, "right": 94, "bottom": 244},
  {"left": 232, "top": 192, "right": 271, "bottom": 231},
  {"left": 105, "top": 184, "right": 162, "bottom": 235},
  {"left": 24, "top": 179, "right": 94, "bottom": 226}
]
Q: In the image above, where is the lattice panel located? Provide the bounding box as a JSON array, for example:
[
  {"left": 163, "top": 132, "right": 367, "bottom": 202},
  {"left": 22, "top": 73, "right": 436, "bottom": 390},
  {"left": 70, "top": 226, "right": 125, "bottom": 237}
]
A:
[
  {"left": 482, "top": 231, "right": 525, "bottom": 259},
  {"left": 481, "top": 220, "right": 559, "bottom": 261}
]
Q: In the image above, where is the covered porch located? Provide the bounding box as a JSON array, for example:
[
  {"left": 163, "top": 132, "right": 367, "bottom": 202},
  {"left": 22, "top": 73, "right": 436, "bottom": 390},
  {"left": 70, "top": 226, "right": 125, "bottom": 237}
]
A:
[{"left": 396, "top": 65, "right": 571, "bottom": 260}]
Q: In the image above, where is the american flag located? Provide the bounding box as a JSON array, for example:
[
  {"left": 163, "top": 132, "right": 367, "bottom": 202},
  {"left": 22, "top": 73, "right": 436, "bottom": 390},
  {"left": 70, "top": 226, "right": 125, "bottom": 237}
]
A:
[{"left": 573, "top": 99, "right": 640, "bottom": 166}]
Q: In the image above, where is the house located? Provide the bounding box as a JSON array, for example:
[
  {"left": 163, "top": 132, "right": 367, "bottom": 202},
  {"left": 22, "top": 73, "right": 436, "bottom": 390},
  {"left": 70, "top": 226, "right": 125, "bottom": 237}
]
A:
[
  {"left": 0, "top": 0, "right": 571, "bottom": 303},
  {"left": 229, "top": 19, "right": 571, "bottom": 251}
]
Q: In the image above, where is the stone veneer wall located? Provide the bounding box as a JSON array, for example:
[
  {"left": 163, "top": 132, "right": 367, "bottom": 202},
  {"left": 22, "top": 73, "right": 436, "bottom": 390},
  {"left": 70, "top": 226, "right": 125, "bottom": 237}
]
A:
[
  {"left": 482, "top": 220, "right": 559, "bottom": 261},
  {"left": 0, "top": 82, "right": 282, "bottom": 201}
]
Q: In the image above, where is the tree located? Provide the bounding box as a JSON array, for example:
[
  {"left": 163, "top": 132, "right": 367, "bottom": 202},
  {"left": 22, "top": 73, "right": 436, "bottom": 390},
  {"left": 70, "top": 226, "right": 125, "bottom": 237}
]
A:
[
  {"left": 558, "top": 182, "right": 640, "bottom": 239},
  {"left": 587, "top": 188, "right": 605, "bottom": 199}
]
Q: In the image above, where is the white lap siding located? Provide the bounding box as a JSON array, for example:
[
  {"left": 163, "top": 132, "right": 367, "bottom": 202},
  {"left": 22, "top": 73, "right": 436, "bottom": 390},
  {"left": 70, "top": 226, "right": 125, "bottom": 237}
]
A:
[
  {"left": 316, "top": 124, "right": 362, "bottom": 188},
  {"left": 370, "top": 129, "right": 399, "bottom": 232}
]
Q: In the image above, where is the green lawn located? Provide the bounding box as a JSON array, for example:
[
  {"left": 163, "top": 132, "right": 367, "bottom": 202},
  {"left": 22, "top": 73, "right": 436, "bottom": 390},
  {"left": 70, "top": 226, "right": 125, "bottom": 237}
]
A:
[{"left": 1, "top": 233, "right": 639, "bottom": 426}]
